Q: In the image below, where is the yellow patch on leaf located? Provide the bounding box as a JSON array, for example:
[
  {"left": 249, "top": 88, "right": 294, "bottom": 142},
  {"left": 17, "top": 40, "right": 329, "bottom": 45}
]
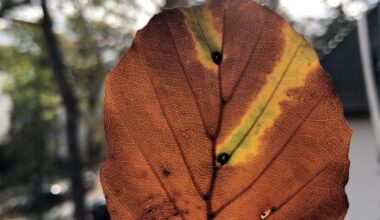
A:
[
  {"left": 180, "top": 5, "right": 222, "bottom": 73},
  {"left": 217, "top": 24, "right": 320, "bottom": 165}
]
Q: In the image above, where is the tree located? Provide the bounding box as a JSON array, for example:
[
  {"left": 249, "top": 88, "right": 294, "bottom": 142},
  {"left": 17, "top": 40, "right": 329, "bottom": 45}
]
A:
[
  {"left": 40, "top": 0, "right": 86, "bottom": 218},
  {"left": 0, "top": 0, "right": 164, "bottom": 218},
  {"left": 0, "top": 22, "right": 61, "bottom": 218}
]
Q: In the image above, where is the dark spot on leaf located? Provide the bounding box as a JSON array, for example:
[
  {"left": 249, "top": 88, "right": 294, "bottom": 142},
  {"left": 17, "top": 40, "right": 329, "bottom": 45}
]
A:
[
  {"left": 140, "top": 201, "right": 177, "bottom": 219},
  {"left": 174, "top": 210, "right": 179, "bottom": 216},
  {"left": 209, "top": 135, "right": 216, "bottom": 142},
  {"left": 211, "top": 51, "right": 223, "bottom": 65},
  {"left": 271, "top": 207, "right": 277, "bottom": 212},
  {"left": 217, "top": 153, "right": 230, "bottom": 165},
  {"left": 221, "top": 99, "right": 226, "bottom": 106},
  {"left": 209, "top": 213, "right": 216, "bottom": 219},
  {"left": 203, "top": 194, "right": 210, "bottom": 200},
  {"left": 162, "top": 167, "right": 171, "bottom": 177},
  {"left": 180, "top": 110, "right": 187, "bottom": 116}
]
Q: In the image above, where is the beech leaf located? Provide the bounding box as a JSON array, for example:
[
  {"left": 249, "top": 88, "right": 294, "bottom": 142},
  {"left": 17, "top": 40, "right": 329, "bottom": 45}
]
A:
[{"left": 100, "top": 0, "right": 352, "bottom": 219}]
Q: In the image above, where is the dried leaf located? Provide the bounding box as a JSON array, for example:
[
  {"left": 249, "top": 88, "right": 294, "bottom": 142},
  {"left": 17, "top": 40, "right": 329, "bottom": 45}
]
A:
[{"left": 100, "top": 0, "right": 352, "bottom": 219}]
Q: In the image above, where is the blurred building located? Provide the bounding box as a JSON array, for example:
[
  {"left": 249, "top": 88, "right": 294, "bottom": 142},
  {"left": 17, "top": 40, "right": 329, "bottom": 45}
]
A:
[{"left": 321, "top": 4, "right": 380, "bottom": 115}]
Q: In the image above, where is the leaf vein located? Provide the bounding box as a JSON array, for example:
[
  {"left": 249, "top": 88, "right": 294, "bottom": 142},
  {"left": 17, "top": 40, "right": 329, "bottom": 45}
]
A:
[
  {"left": 106, "top": 80, "right": 185, "bottom": 219},
  {"left": 213, "top": 86, "right": 328, "bottom": 217},
  {"left": 136, "top": 29, "right": 205, "bottom": 198}
]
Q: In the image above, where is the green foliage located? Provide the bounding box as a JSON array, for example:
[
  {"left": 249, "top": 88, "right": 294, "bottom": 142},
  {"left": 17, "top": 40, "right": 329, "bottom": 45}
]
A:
[
  {"left": 0, "top": 0, "right": 146, "bottom": 190},
  {"left": 0, "top": 23, "right": 61, "bottom": 187}
]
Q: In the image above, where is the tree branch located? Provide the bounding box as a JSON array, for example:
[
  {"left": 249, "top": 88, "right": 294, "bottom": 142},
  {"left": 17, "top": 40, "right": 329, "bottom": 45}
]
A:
[{"left": 40, "top": 0, "right": 86, "bottom": 219}]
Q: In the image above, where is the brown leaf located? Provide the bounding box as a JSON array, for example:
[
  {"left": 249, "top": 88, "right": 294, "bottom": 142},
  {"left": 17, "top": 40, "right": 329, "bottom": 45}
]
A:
[{"left": 100, "top": 0, "right": 352, "bottom": 219}]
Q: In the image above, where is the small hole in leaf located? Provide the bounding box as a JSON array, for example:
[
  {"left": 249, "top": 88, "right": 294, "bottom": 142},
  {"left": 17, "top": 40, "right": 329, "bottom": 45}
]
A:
[
  {"left": 260, "top": 207, "right": 276, "bottom": 219},
  {"left": 217, "top": 153, "right": 230, "bottom": 165},
  {"left": 211, "top": 51, "right": 223, "bottom": 65}
]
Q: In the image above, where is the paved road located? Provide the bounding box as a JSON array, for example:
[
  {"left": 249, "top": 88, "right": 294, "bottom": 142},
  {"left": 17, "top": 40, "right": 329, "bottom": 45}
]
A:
[{"left": 345, "top": 118, "right": 380, "bottom": 220}]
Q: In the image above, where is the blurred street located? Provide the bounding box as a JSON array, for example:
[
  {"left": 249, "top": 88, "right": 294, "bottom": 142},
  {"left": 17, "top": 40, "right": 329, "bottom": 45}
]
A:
[{"left": 346, "top": 118, "right": 380, "bottom": 220}]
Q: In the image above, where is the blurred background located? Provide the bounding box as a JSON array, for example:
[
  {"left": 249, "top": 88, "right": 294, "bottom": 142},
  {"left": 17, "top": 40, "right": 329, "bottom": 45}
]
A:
[{"left": 0, "top": 0, "right": 379, "bottom": 219}]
